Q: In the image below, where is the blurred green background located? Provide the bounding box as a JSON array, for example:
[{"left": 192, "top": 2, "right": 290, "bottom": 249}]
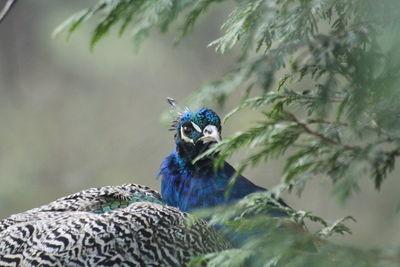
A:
[{"left": 0, "top": 1, "right": 399, "bottom": 249}]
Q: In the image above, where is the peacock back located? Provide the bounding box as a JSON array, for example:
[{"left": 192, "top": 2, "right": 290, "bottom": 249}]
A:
[{"left": 0, "top": 184, "right": 231, "bottom": 266}]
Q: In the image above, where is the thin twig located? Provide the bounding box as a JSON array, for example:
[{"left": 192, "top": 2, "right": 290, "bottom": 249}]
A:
[
  {"left": 307, "top": 119, "right": 348, "bottom": 126},
  {"left": 329, "top": 97, "right": 343, "bottom": 102},
  {"left": 286, "top": 111, "right": 359, "bottom": 151}
]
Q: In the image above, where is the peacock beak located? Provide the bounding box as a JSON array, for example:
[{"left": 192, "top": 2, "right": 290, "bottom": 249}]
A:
[{"left": 198, "top": 125, "right": 221, "bottom": 144}]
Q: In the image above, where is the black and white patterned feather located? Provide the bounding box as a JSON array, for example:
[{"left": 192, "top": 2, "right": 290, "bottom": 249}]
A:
[{"left": 0, "top": 184, "right": 231, "bottom": 266}]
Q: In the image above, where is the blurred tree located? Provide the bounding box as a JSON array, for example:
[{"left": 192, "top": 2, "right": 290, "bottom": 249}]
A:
[
  {"left": 0, "top": 1, "right": 46, "bottom": 98},
  {"left": 53, "top": 0, "right": 400, "bottom": 266}
]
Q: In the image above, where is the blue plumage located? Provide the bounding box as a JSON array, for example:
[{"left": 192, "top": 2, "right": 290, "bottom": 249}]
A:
[
  {"left": 159, "top": 108, "right": 288, "bottom": 214},
  {"left": 160, "top": 150, "right": 265, "bottom": 212}
]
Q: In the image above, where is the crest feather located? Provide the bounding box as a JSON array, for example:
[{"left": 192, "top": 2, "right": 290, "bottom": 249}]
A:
[{"left": 166, "top": 97, "right": 191, "bottom": 131}]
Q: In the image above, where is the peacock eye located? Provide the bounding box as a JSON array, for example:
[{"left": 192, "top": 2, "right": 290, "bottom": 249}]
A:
[{"left": 182, "top": 125, "right": 193, "bottom": 136}]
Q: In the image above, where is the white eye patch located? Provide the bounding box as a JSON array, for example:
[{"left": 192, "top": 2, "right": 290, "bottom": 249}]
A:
[
  {"left": 191, "top": 122, "right": 202, "bottom": 133},
  {"left": 180, "top": 122, "right": 202, "bottom": 144},
  {"left": 180, "top": 127, "right": 194, "bottom": 144}
]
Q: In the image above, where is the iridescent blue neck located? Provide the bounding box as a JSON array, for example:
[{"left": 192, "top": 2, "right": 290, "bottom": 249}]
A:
[
  {"left": 159, "top": 149, "right": 270, "bottom": 213},
  {"left": 174, "top": 149, "right": 190, "bottom": 168}
]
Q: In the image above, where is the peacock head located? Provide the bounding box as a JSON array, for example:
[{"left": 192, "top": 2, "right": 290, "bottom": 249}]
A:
[{"left": 172, "top": 108, "right": 222, "bottom": 163}]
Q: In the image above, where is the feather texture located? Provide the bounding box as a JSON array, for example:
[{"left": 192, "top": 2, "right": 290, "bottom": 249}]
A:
[
  {"left": 0, "top": 184, "right": 231, "bottom": 266},
  {"left": 160, "top": 151, "right": 288, "bottom": 214}
]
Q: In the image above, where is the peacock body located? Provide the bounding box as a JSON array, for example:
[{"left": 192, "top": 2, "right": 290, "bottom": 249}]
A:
[{"left": 0, "top": 184, "right": 230, "bottom": 266}]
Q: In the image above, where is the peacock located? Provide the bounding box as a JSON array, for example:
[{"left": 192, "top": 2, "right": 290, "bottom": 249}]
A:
[
  {"left": 0, "top": 184, "right": 230, "bottom": 266},
  {"left": 159, "top": 104, "right": 289, "bottom": 215}
]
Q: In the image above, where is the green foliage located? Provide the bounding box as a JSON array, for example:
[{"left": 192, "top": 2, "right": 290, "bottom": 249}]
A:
[
  {"left": 189, "top": 192, "right": 395, "bottom": 267},
  {"left": 53, "top": 0, "right": 220, "bottom": 50},
  {"left": 59, "top": 0, "right": 400, "bottom": 265}
]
